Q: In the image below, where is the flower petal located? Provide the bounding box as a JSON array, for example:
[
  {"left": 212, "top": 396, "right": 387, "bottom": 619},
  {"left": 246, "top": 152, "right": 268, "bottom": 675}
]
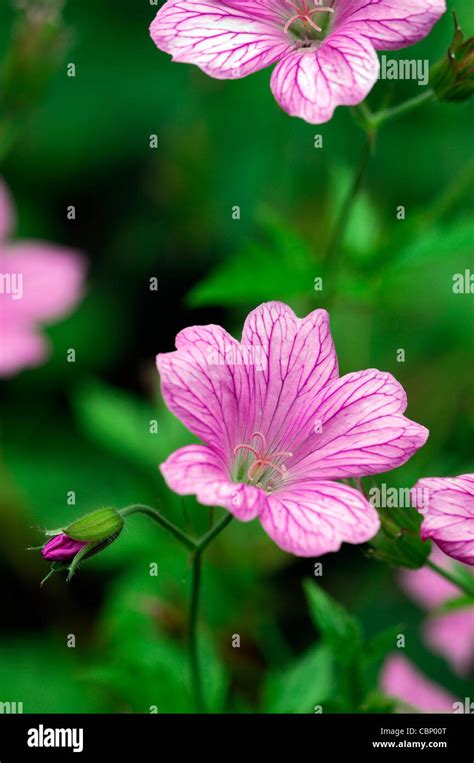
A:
[
  {"left": 381, "top": 654, "right": 455, "bottom": 712},
  {"left": 240, "top": 301, "right": 338, "bottom": 452},
  {"left": 0, "top": 179, "right": 15, "bottom": 241},
  {"left": 270, "top": 33, "right": 379, "bottom": 124},
  {"left": 160, "top": 445, "right": 265, "bottom": 521},
  {"left": 260, "top": 480, "right": 380, "bottom": 556},
  {"left": 0, "top": 315, "right": 47, "bottom": 377},
  {"left": 424, "top": 609, "right": 474, "bottom": 678},
  {"left": 157, "top": 324, "right": 253, "bottom": 454},
  {"left": 1, "top": 243, "right": 85, "bottom": 322},
  {"left": 150, "top": 0, "right": 289, "bottom": 79},
  {"left": 334, "top": 0, "right": 446, "bottom": 51},
  {"left": 291, "top": 369, "right": 428, "bottom": 479},
  {"left": 412, "top": 475, "right": 474, "bottom": 565}
]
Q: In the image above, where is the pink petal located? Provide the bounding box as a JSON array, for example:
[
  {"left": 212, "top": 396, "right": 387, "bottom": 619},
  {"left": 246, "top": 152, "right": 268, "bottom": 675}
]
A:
[
  {"left": 1, "top": 243, "right": 85, "bottom": 323},
  {"left": 399, "top": 547, "right": 460, "bottom": 609},
  {"left": 240, "top": 301, "right": 338, "bottom": 452},
  {"left": 270, "top": 33, "right": 379, "bottom": 124},
  {"left": 334, "top": 0, "right": 446, "bottom": 51},
  {"left": 413, "top": 475, "right": 474, "bottom": 565},
  {"left": 291, "top": 369, "right": 428, "bottom": 479},
  {"left": 0, "top": 180, "right": 15, "bottom": 241},
  {"left": 0, "top": 316, "right": 48, "bottom": 377},
  {"left": 259, "top": 480, "right": 380, "bottom": 557},
  {"left": 150, "top": 0, "right": 289, "bottom": 79},
  {"left": 381, "top": 654, "right": 456, "bottom": 712},
  {"left": 424, "top": 609, "right": 474, "bottom": 677},
  {"left": 157, "top": 324, "right": 251, "bottom": 455},
  {"left": 160, "top": 445, "right": 265, "bottom": 521}
]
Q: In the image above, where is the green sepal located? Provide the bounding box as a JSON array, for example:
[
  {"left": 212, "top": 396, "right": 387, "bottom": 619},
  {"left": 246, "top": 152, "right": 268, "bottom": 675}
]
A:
[{"left": 64, "top": 507, "right": 124, "bottom": 542}]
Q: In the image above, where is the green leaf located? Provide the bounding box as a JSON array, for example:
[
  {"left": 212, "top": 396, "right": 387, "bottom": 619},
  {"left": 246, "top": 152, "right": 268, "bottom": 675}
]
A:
[
  {"left": 264, "top": 644, "right": 334, "bottom": 713},
  {"left": 187, "top": 209, "right": 315, "bottom": 308},
  {"left": 303, "top": 579, "right": 363, "bottom": 662},
  {"left": 364, "top": 625, "right": 402, "bottom": 668}
]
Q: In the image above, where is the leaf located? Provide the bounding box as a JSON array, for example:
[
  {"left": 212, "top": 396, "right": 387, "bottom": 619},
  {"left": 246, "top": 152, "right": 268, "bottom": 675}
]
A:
[
  {"left": 74, "top": 381, "right": 193, "bottom": 471},
  {"left": 187, "top": 209, "right": 315, "bottom": 308},
  {"left": 264, "top": 644, "right": 334, "bottom": 713},
  {"left": 303, "top": 579, "right": 363, "bottom": 663},
  {"left": 370, "top": 506, "right": 431, "bottom": 569}
]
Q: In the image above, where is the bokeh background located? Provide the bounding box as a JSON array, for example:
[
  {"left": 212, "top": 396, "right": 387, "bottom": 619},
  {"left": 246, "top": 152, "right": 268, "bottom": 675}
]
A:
[{"left": 0, "top": 0, "right": 473, "bottom": 713}]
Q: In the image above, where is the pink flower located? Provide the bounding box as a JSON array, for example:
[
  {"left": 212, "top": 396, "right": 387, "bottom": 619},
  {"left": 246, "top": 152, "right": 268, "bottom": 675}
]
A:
[
  {"left": 399, "top": 547, "right": 474, "bottom": 677},
  {"left": 41, "top": 533, "right": 88, "bottom": 562},
  {"left": 0, "top": 180, "right": 85, "bottom": 377},
  {"left": 149, "top": 0, "right": 446, "bottom": 124},
  {"left": 157, "top": 301, "right": 428, "bottom": 556},
  {"left": 412, "top": 474, "right": 474, "bottom": 566},
  {"left": 381, "top": 654, "right": 456, "bottom": 713}
]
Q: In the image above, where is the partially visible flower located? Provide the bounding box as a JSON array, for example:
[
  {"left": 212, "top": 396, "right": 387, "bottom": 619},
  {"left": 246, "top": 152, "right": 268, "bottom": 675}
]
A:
[
  {"left": 399, "top": 547, "right": 474, "bottom": 676},
  {"left": 0, "top": 179, "right": 86, "bottom": 377},
  {"left": 157, "top": 301, "right": 429, "bottom": 557},
  {"left": 381, "top": 654, "right": 456, "bottom": 713},
  {"left": 411, "top": 474, "right": 474, "bottom": 565},
  {"left": 38, "top": 507, "right": 124, "bottom": 582},
  {"left": 431, "top": 13, "right": 474, "bottom": 102},
  {"left": 42, "top": 533, "right": 88, "bottom": 562},
  {"left": 150, "top": 0, "right": 445, "bottom": 124}
]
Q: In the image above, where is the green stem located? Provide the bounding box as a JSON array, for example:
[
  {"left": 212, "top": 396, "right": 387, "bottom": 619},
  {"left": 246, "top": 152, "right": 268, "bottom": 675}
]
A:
[
  {"left": 323, "top": 130, "right": 375, "bottom": 271},
  {"left": 121, "top": 503, "right": 233, "bottom": 712},
  {"left": 188, "top": 550, "right": 205, "bottom": 712},
  {"left": 368, "top": 89, "right": 434, "bottom": 129},
  {"left": 120, "top": 504, "right": 197, "bottom": 551},
  {"left": 426, "top": 559, "right": 474, "bottom": 598},
  {"left": 186, "top": 513, "right": 233, "bottom": 712}
]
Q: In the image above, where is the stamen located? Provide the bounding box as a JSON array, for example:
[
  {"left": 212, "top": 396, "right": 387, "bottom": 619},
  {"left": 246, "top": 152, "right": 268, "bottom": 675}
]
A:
[
  {"left": 233, "top": 443, "right": 259, "bottom": 458},
  {"left": 283, "top": 1, "right": 334, "bottom": 37},
  {"left": 250, "top": 431, "right": 266, "bottom": 448}
]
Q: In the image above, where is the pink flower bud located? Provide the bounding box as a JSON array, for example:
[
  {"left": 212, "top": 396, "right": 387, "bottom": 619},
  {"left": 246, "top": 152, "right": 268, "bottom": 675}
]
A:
[{"left": 41, "top": 533, "right": 88, "bottom": 562}]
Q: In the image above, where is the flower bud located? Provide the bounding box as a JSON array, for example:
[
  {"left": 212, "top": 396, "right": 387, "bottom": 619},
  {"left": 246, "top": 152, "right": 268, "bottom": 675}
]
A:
[
  {"left": 369, "top": 507, "right": 431, "bottom": 569},
  {"left": 63, "top": 507, "right": 124, "bottom": 542},
  {"left": 39, "top": 507, "right": 124, "bottom": 583},
  {"left": 42, "top": 533, "right": 88, "bottom": 562},
  {"left": 430, "top": 13, "right": 474, "bottom": 102}
]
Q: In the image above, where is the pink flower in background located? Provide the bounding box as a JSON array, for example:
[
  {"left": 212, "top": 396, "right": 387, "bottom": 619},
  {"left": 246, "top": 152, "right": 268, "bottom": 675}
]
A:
[
  {"left": 157, "top": 301, "right": 428, "bottom": 556},
  {"left": 399, "top": 547, "right": 474, "bottom": 676},
  {"left": 150, "top": 0, "right": 445, "bottom": 123},
  {"left": 381, "top": 654, "right": 455, "bottom": 713},
  {"left": 412, "top": 474, "right": 474, "bottom": 565},
  {"left": 0, "top": 180, "right": 85, "bottom": 377}
]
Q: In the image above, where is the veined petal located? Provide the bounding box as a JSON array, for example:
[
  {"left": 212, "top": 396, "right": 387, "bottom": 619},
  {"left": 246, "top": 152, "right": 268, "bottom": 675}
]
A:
[
  {"left": 160, "top": 445, "right": 265, "bottom": 520},
  {"left": 334, "top": 0, "right": 446, "bottom": 51},
  {"left": 240, "top": 301, "right": 338, "bottom": 452},
  {"left": 150, "top": 0, "right": 289, "bottom": 79},
  {"left": 270, "top": 33, "right": 379, "bottom": 124},
  {"left": 291, "top": 369, "right": 428, "bottom": 479},
  {"left": 157, "top": 324, "right": 253, "bottom": 455},
  {"left": 0, "top": 179, "right": 15, "bottom": 241},
  {"left": 413, "top": 475, "right": 474, "bottom": 565},
  {"left": 1, "top": 243, "right": 85, "bottom": 322},
  {"left": 260, "top": 480, "right": 380, "bottom": 556}
]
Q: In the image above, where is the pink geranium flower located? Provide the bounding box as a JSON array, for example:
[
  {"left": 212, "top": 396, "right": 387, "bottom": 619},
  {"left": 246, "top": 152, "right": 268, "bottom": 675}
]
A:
[
  {"left": 399, "top": 547, "right": 474, "bottom": 677},
  {"left": 381, "top": 654, "right": 456, "bottom": 713},
  {"left": 150, "top": 0, "right": 445, "bottom": 123},
  {"left": 0, "top": 180, "right": 85, "bottom": 377},
  {"left": 412, "top": 474, "right": 474, "bottom": 565},
  {"left": 157, "top": 301, "right": 428, "bottom": 556}
]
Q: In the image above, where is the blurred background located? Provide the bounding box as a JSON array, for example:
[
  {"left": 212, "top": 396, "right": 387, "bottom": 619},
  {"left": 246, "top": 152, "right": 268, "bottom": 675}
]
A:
[{"left": 0, "top": 0, "right": 473, "bottom": 713}]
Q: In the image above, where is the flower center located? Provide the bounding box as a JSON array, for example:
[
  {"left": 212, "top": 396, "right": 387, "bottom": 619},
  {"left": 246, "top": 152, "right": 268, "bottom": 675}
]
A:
[
  {"left": 233, "top": 431, "right": 293, "bottom": 492},
  {"left": 283, "top": 0, "right": 334, "bottom": 40}
]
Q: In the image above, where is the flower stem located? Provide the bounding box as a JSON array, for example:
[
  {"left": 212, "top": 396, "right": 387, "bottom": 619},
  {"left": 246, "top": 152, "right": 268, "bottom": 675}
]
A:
[
  {"left": 120, "top": 504, "right": 197, "bottom": 551},
  {"left": 189, "top": 550, "right": 205, "bottom": 712},
  {"left": 323, "top": 129, "right": 375, "bottom": 271},
  {"left": 426, "top": 559, "right": 474, "bottom": 598},
  {"left": 367, "top": 89, "right": 434, "bottom": 129},
  {"left": 121, "top": 503, "right": 233, "bottom": 711}
]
